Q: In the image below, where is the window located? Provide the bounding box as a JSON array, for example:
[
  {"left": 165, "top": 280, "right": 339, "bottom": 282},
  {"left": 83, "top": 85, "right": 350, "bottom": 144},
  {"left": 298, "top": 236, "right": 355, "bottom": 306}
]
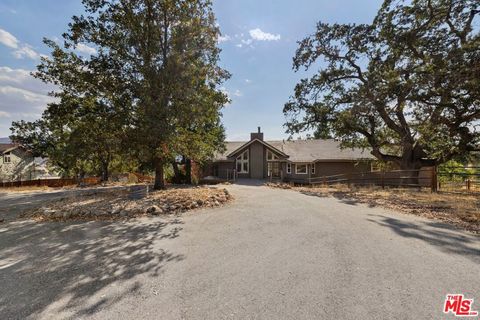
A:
[
  {"left": 3, "top": 152, "right": 11, "bottom": 163},
  {"left": 267, "top": 150, "right": 278, "bottom": 161},
  {"left": 286, "top": 163, "right": 291, "bottom": 174},
  {"left": 236, "top": 150, "right": 249, "bottom": 173},
  {"left": 267, "top": 163, "right": 272, "bottom": 176},
  {"left": 311, "top": 164, "right": 315, "bottom": 174},
  {"left": 296, "top": 164, "right": 307, "bottom": 174}
]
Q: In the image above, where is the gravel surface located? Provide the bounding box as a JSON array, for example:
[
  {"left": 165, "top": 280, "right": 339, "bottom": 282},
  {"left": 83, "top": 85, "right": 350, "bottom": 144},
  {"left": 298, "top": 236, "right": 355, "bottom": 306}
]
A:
[{"left": 0, "top": 182, "right": 478, "bottom": 319}]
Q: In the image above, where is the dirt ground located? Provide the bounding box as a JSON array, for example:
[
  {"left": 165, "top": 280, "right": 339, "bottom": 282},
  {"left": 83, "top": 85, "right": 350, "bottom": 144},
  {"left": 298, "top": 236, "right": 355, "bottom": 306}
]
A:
[
  {"left": 15, "top": 185, "right": 233, "bottom": 222},
  {"left": 267, "top": 183, "right": 480, "bottom": 233}
]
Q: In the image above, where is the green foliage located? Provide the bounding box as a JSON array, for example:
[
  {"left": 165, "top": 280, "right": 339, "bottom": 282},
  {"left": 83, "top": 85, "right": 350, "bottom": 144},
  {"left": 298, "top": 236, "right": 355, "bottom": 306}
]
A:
[
  {"left": 438, "top": 160, "right": 477, "bottom": 183},
  {"left": 285, "top": 0, "right": 479, "bottom": 169},
  {"left": 10, "top": 0, "right": 229, "bottom": 186}
]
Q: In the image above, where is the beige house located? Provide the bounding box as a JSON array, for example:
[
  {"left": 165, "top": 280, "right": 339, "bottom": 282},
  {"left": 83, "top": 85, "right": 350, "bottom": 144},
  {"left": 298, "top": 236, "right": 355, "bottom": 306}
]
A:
[
  {"left": 0, "top": 143, "right": 59, "bottom": 182},
  {"left": 204, "top": 128, "right": 375, "bottom": 182}
]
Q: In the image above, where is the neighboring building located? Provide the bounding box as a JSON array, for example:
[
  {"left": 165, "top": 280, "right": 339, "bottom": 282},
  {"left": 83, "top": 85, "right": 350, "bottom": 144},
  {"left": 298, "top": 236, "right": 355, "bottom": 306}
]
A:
[
  {"left": 0, "top": 143, "right": 60, "bottom": 182},
  {"left": 204, "top": 128, "right": 376, "bottom": 182}
]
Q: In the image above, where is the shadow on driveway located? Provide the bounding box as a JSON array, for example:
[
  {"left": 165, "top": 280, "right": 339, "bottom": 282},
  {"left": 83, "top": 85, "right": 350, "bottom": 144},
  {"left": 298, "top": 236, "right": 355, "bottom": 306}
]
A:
[
  {"left": 366, "top": 214, "right": 480, "bottom": 264},
  {"left": 0, "top": 218, "right": 185, "bottom": 318}
]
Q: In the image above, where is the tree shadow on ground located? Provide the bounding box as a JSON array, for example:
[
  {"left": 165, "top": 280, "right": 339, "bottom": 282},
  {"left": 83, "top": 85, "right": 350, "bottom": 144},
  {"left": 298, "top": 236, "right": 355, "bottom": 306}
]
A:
[
  {"left": 0, "top": 218, "right": 185, "bottom": 319},
  {"left": 300, "top": 190, "right": 366, "bottom": 206},
  {"left": 366, "top": 214, "right": 480, "bottom": 264}
]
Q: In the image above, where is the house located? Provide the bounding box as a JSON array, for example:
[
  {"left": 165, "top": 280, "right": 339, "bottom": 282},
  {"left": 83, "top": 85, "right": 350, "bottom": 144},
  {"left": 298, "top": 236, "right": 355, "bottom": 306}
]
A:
[
  {"left": 204, "top": 128, "right": 376, "bottom": 182},
  {"left": 0, "top": 143, "right": 60, "bottom": 182}
]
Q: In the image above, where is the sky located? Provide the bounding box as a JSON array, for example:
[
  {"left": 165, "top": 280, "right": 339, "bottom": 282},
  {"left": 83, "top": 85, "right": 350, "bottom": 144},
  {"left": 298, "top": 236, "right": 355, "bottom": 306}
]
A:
[{"left": 0, "top": 0, "right": 383, "bottom": 141}]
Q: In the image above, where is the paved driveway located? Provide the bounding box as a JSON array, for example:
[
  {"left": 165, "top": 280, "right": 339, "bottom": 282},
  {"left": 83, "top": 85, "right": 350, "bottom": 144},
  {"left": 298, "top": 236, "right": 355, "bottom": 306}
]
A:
[{"left": 0, "top": 183, "right": 478, "bottom": 319}]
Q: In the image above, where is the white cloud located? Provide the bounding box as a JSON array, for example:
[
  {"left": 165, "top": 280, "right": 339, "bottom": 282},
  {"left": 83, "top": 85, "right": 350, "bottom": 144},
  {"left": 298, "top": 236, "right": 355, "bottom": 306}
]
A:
[
  {"left": 76, "top": 43, "right": 97, "bottom": 55},
  {"left": 235, "top": 44, "right": 243, "bottom": 48},
  {"left": 249, "top": 28, "right": 281, "bottom": 41},
  {"left": 245, "top": 79, "right": 252, "bottom": 84},
  {"left": 0, "top": 66, "right": 57, "bottom": 135},
  {"left": 233, "top": 89, "right": 242, "bottom": 97},
  {"left": 0, "top": 111, "right": 11, "bottom": 118},
  {"left": 0, "top": 28, "right": 42, "bottom": 60},
  {"left": 0, "top": 28, "right": 19, "bottom": 48},
  {"left": 241, "top": 39, "right": 253, "bottom": 46},
  {"left": 218, "top": 34, "right": 231, "bottom": 43},
  {"left": 13, "top": 45, "right": 40, "bottom": 60}
]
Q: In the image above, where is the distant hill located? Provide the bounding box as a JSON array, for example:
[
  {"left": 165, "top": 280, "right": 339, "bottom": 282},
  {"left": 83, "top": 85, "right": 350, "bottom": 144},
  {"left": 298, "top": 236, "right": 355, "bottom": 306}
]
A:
[{"left": 0, "top": 137, "right": 11, "bottom": 144}]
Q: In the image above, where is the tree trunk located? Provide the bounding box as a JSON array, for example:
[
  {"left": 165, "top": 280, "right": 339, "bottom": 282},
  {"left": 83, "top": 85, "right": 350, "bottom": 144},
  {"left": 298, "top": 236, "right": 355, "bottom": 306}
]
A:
[
  {"left": 101, "top": 161, "right": 109, "bottom": 182},
  {"left": 77, "top": 170, "right": 86, "bottom": 187},
  {"left": 171, "top": 160, "right": 182, "bottom": 184},
  {"left": 185, "top": 158, "right": 192, "bottom": 184},
  {"left": 154, "top": 158, "right": 166, "bottom": 190}
]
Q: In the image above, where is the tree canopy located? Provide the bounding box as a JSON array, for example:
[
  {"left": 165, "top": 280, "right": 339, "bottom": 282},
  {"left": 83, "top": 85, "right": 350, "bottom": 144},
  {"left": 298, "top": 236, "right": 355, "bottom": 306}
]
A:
[
  {"left": 11, "top": 0, "right": 230, "bottom": 187},
  {"left": 284, "top": 0, "right": 480, "bottom": 170}
]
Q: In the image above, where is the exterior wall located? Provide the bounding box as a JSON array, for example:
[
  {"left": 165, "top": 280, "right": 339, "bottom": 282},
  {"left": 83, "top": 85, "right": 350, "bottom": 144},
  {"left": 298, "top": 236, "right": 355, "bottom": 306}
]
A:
[
  {"left": 0, "top": 148, "right": 35, "bottom": 182},
  {"left": 250, "top": 141, "right": 264, "bottom": 179},
  {"left": 202, "top": 162, "right": 235, "bottom": 179},
  {"left": 283, "top": 161, "right": 372, "bottom": 182}
]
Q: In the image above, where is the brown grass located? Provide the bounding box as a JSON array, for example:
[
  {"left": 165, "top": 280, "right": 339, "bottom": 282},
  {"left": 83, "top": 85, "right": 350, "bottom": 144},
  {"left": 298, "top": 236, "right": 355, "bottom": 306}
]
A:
[
  {"left": 20, "top": 186, "right": 232, "bottom": 222},
  {"left": 267, "top": 183, "right": 480, "bottom": 234}
]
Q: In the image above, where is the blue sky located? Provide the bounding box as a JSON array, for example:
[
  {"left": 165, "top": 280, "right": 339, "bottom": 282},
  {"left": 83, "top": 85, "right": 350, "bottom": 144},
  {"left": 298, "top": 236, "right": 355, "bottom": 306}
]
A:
[{"left": 0, "top": 0, "right": 383, "bottom": 140}]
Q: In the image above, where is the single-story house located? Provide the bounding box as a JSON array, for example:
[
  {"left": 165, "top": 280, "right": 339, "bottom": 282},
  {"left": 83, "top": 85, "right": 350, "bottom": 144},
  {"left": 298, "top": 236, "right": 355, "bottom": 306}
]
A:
[{"left": 203, "top": 128, "right": 376, "bottom": 183}]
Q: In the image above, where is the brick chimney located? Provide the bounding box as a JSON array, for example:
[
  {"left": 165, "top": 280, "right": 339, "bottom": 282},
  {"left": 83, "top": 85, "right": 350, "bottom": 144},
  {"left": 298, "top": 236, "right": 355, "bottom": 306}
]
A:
[{"left": 250, "top": 127, "right": 264, "bottom": 141}]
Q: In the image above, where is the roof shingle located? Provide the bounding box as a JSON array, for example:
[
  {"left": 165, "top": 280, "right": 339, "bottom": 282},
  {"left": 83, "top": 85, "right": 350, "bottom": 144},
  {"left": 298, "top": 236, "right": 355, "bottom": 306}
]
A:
[{"left": 213, "top": 139, "right": 374, "bottom": 162}]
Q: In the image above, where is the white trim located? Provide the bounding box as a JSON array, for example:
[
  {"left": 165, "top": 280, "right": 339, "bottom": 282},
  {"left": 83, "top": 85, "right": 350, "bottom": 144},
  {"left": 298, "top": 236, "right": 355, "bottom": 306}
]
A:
[
  {"left": 286, "top": 163, "right": 291, "bottom": 174},
  {"left": 295, "top": 163, "right": 308, "bottom": 174},
  {"left": 227, "top": 139, "right": 287, "bottom": 158},
  {"left": 3, "top": 152, "right": 11, "bottom": 164},
  {"left": 236, "top": 150, "right": 249, "bottom": 173},
  {"left": 267, "top": 150, "right": 280, "bottom": 161}
]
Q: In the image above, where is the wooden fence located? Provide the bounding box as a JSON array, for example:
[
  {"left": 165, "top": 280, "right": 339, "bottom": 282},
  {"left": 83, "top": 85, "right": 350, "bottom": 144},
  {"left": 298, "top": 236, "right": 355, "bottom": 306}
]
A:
[
  {"left": 0, "top": 177, "right": 101, "bottom": 188},
  {"left": 306, "top": 167, "right": 437, "bottom": 191},
  {"left": 437, "top": 166, "right": 479, "bottom": 193},
  {"left": 304, "top": 166, "right": 480, "bottom": 194}
]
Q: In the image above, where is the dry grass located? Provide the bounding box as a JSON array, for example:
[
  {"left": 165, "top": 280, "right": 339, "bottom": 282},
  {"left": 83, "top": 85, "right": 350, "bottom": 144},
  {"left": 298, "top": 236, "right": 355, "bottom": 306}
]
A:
[
  {"left": 0, "top": 185, "right": 78, "bottom": 193},
  {"left": 267, "top": 183, "right": 480, "bottom": 233},
  {"left": 20, "top": 186, "right": 233, "bottom": 222}
]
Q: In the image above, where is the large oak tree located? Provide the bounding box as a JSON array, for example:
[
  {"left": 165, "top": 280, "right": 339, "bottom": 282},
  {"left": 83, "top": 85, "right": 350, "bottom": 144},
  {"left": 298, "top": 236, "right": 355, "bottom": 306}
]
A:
[{"left": 284, "top": 0, "right": 479, "bottom": 171}]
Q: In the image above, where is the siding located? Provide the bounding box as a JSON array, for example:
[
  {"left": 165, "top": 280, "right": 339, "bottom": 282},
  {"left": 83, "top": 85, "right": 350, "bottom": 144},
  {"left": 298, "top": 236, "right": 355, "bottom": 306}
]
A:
[
  {"left": 250, "top": 141, "right": 264, "bottom": 179},
  {"left": 0, "top": 148, "right": 35, "bottom": 182}
]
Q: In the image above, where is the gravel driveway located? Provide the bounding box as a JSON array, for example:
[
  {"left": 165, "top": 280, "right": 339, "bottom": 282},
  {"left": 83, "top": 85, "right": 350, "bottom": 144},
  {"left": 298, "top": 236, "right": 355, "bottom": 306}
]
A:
[{"left": 0, "top": 183, "right": 478, "bottom": 319}]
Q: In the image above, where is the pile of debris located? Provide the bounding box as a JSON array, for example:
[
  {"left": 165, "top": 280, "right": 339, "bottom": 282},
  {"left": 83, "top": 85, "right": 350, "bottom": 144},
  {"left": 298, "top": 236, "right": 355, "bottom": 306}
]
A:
[{"left": 21, "top": 186, "right": 233, "bottom": 222}]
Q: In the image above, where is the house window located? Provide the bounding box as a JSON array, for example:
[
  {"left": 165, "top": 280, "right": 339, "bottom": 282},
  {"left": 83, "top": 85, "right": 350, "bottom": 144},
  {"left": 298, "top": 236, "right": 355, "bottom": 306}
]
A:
[
  {"left": 296, "top": 164, "right": 307, "bottom": 174},
  {"left": 3, "top": 152, "right": 11, "bottom": 163},
  {"left": 311, "top": 164, "right": 315, "bottom": 174},
  {"left": 267, "top": 163, "right": 272, "bottom": 176},
  {"left": 267, "top": 150, "right": 278, "bottom": 161},
  {"left": 236, "top": 150, "right": 249, "bottom": 173},
  {"left": 286, "top": 163, "right": 291, "bottom": 174}
]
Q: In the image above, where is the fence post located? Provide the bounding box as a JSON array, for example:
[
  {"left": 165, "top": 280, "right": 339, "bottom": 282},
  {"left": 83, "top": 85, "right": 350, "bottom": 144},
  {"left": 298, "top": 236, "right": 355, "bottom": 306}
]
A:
[
  {"left": 381, "top": 171, "right": 385, "bottom": 190},
  {"left": 322, "top": 175, "right": 326, "bottom": 187},
  {"left": 467, "top": 179, "right": 471, "bottom": 192},
  {"left": 431, "top": 166, "right": 438, "bottom": 193}
]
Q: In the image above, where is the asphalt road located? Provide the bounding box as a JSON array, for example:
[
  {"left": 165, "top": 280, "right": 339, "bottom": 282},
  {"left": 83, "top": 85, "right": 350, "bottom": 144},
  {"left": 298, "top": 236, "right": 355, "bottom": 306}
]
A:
[{"left": 0, "top": 183, "right": 478, "bottom": 319}]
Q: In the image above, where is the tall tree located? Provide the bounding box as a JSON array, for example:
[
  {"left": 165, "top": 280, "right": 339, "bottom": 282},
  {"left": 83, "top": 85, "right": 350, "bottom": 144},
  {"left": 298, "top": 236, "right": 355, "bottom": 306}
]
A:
[
  {"left": 11, "top": 38, "right": 130, "bottom": 181},
  {"left": 284, "top": 0, "right": 479, "bottom": 171},
  {"left": 66, "top": 0, "right": 229, "bottom": 189}
]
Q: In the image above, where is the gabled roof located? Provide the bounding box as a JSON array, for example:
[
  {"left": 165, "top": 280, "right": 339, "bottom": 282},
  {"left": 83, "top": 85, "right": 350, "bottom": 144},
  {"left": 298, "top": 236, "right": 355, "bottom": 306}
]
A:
[
  {"left": 226, "top": 139, "right": 288, "bottom": 158},
  {"left": 213, "top": 139, "right": 374, "bottom": 162},
  {"left": 0, "top": 143, "right": 18, "bottom": 154}
]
